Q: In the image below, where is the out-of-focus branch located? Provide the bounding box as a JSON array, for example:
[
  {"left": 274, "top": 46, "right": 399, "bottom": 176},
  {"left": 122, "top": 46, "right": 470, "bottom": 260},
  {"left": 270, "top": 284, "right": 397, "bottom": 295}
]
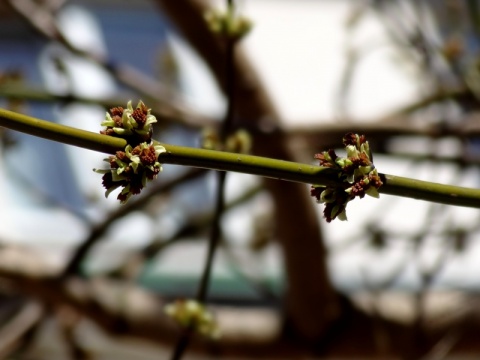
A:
[
  {"left": 384, "top": 87, "right": 476, "bottom": 118},
  {"left": 62, "top": 168, "right": 207, "bottom": 277},
  {"left": 3, "top": 246, "right": 480, "bottom": 357},
  {"left": 0, "top": 84, "right": 216, "bottom": 128},
  {"left": 0, "top": 301, "right": 44, "bottom": 359},
  {"left": 139, "top": 184, "right": 261, "bottom": 264},
  {"left": 156, "top": 0, "right": 340, "bottom": 341},
  {"left": 0, "top": 247, "right": 302, "bottom": 358},
  {"left": 6, "top": 0, "right": 209, "bottom": 129},
  {"left": 288, "top": 110, "right": 480, "bottom": 152}
]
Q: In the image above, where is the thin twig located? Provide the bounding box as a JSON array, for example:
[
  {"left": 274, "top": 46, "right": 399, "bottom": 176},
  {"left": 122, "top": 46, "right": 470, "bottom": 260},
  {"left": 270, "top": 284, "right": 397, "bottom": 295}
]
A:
[
  {"left": 140, "top": 184, "right": 261, "bottom": 262},
  {"left": 170, "top": 1, "right": 237, "bottom": 358},
  {"left": 62, "top": 168, "right": 207, "bottom": 277},
  {"left": 196, "top": 0, "right": 236, "bottom": 305},
  {"left": 0, "top": 84, "right": 216, "bottom": 129},
  {"left": 6, "top": 0, "right": 204, "bottom": 124}
]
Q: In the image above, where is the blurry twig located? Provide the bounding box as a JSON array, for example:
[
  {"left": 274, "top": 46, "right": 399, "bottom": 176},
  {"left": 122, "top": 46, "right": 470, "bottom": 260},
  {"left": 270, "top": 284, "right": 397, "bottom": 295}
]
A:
[
  {"left": 222, "top": 244, "right": 280, "bottom": 304},
  {"left": 170, "top": 1, "right": 238, "bottom": 357},
  {"left": 419, "top": 329, "right": 461, "bottom": 360},
  {"left": 0, "top": 84, "right": 216, "bottom": 129},
  {"left": 62, "top": 168, "right": 207, "bottom": 278},
  {"left": 141, "top": 184, "right": 261, "bottom": 261},
  {"left": 111, "top": 184, "right": 263, "bottom": 281},
  {"left": 383, "top": 86, "right": 475, "bottom": 118},
  {"left": 6, "top": 0, "right": 208, "bottom": 128},
  {"left": 57, "top": 306, "right": 92, "bottom": 360},
  {"left": 0, "top": 301, "right": 44, "bottom": 359},
  {"left": 0, "top": 246, "right": 289, "bottom": 357}
]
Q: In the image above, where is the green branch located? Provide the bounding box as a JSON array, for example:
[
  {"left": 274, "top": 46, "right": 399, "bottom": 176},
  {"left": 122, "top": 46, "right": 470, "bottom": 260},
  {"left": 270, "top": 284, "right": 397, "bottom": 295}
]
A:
[
  {"left": 0, "top": 107, "right": 126, "bottom": 154},
  {"left": 1, "top": 107, "right": 480, "bottom": 208}
]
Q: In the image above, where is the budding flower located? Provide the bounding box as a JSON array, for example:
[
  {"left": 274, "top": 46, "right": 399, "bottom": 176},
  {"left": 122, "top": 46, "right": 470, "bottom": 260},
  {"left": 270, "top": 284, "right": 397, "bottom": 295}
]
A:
[
  {"left": 101, "top": 100, "right": 157, "bottom": 145},
  {"left": 94, "top": 143, "right": 165, "bottom": 204},
  {"left": 164, "top": 299, "right": 220, "bottom": 339},
  {"left": 311, "top": 133, "right": 382, "bottom": 222},
  {"left": 95, "top": 101, "right": 165, "bottom": 204}
]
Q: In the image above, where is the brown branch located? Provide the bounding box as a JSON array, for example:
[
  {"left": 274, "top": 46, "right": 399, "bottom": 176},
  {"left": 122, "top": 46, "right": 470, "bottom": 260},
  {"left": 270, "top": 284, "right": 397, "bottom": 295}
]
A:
[
  {"left": 156, "top": 0, "right": 340, "bottom": 341},
  {"left": 5, "top": 0, "right": 213, "bottom": 130},
  {"left": 62, "top": 168, "right": 207, "bottom": 277},
  {"left": 0, "top": 84, "right": 216, "bottom": 129},
  {"left": 3, "top": 246, "right": 480, "bottom": 358},
  {"left": 0, "top": 247, "right": 307, "bottom": 358},
  {"left": 0, "top": 301, "right": 44, "bottom": 359},
  {"left": 286, "top": 113, "right": 480, "bottom": 158}
]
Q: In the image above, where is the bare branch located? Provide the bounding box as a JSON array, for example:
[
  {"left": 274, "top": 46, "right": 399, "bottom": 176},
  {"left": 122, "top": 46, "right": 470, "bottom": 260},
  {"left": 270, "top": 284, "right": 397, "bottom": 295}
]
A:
[{"left": 0, "top": 301, "right": 44, "bottom": 359}]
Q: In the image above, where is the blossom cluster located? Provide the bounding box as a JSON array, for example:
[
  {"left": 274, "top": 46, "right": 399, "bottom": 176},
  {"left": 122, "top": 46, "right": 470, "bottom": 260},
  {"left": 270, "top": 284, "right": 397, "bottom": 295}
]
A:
[
  {"left": 95, "top": 101, "right": 165, "bottom": 204},
  {"left": 204, "top": 7, "right": 252, "bottom": 41},
  {"left": 100, "top": 100, "right": 157, "bottom": 145},
  {"left": 164, "top": 299, "right": 220, "bottom": 339},
  {"left": 311, "top": 133, "right": 382, "bottom": 222}
]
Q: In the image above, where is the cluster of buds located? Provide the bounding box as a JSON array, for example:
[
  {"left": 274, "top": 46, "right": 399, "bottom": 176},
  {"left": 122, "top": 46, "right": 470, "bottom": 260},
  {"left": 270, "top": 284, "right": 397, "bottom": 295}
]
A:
[
  {"left": 100, "top": 100, "right": 157, "bottom": 145},
  {"left": 201, "top": 127, "right": 252, "bottom": 154},
  {"left": 311, "top": 133, "right": 382, "bottom": 222},
  {"left": 164, "top": 299, "right": 220, "bottom": 339},
  {"left": 204, "top": 5, "right": 252, "bottom": 41},
  {"left": 95, "top": 101, "right": 165, "bottom": 204}
]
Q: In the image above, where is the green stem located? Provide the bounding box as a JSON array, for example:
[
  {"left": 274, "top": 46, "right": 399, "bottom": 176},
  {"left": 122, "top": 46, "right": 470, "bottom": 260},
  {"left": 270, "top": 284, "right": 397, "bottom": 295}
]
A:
[
  {"left": 380, "top": 174, "right": 480, "bottom": 208},
  {"left": 1, "top": 107, "right": 480, "bottom": 208},
  {"left": 0, "top": 107, "right": 126, "bottom": 154},
  {"left": 159, "top": 143, "right": 339, "bottom": 185}
]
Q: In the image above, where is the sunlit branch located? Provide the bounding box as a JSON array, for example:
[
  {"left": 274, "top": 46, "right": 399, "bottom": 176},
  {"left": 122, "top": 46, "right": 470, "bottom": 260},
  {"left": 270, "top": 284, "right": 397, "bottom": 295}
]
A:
[{"left": 1, "top": 107, "right": 480, "bottom": 209}]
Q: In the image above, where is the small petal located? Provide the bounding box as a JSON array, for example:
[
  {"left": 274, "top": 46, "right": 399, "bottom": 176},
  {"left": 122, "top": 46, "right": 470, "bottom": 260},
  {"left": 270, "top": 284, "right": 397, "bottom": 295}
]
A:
[
  {"left": 112, "top": 170, "right": 126, "bottom": 181},
  {"left": 93, "top": 168, "right": 110, "bottom": 174},
  {"left": 337, "top": 210, "right": 348, "bottom": 221},
  {"left": 366, "top": 186, "right": 380, "bottom": 198},
  {"left": 331, "top": 204, "right": 341, "bottom": 218},
  {"left": 320, "top": 188, "right": 336, "bottom": 203},
  {"left": 126, "top": 100, "right": 134, "bottom": 112},
  {"left": 346, "top": 145, "right": 359, "bottom": 158},
  {"left": 113, "top": 127, "right": 128, "bottom": 135},
  {"left": 154, "top": 144, "right": 166, "bottom": 157},
  {"left": 346, "top": 173, "right": 355, "bottom": 184},
  {"left": 360, "top": 142, "right": 370, "bottom": 157},
  {"left": 122, "top": 111, "right": 134, "bottom": 130},
  {"left": 144, "top": 114, "right": 157, "bottom": 126},
  {"left": 101, "top": 113, "right": 115, "bottom": 127},
  {"left": 358, "top": 165, "right": 372, "bottom": 175},
  {"left": 335, "top": 157, "right": 352, "bottom": 169},
  {"left": 105, "top": 183, "right": 122, "bottom": 198}
]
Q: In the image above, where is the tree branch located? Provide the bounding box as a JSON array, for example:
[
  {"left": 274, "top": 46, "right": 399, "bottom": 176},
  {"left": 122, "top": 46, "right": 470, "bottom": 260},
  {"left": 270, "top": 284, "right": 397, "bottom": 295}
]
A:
[
  {"left": 0, "top": 84, "right": 216, "bottom": 129},
  {"left": 1, "top": 107, "right": 480, "bottom": 207}
]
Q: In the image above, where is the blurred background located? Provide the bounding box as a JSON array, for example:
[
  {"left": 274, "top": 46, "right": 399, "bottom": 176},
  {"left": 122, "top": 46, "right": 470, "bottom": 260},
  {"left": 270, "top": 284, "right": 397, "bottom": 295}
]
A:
[{"left": 1, "top": 0, "right": 480, "bottom": 359}]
